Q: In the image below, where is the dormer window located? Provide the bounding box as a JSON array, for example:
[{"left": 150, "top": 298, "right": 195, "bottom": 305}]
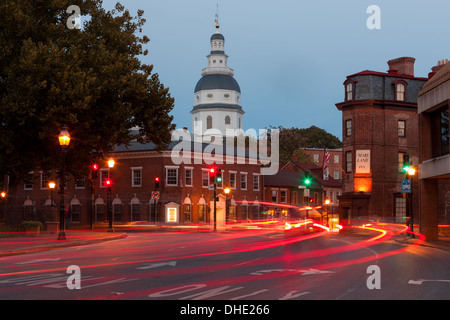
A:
[
  {"left": 393, "top": 80, "right": 407, "bottom": 102},
  {"left": 344, "top": 79, "right": 357, "bottom": 101}
]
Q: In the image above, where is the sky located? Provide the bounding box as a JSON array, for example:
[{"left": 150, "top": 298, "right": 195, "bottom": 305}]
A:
[{"left": 100, "top": 0, "right": 450, "bottom": 140}]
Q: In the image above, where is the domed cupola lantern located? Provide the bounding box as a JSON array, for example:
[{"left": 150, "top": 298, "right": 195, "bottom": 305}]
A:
[{"left": 191, "top": 13, "right": 244, "bottom": 143}]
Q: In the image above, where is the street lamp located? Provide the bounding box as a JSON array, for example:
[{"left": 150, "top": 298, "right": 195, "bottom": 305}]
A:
[
  {"left": 107, "top": 158, "right": 115, "bottom": 232},
  {"left": 407, "top": 166, "right": 416, "bottom": 238},
  {"left": 58, "top": 125, "right": 70, "bottom": 240},
  {"left": 224, "top": 187, "right": 231, "bottom": 221},
  {"left": 1, "top": 191, "right": 5, "bottom": 221},
  {"left": 49, "top": 181, "right": 56, "bottom": 206}
]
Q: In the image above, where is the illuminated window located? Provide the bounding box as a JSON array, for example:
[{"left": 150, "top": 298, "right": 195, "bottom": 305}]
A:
[{"left": 167, "top": 208, "right": 177, "bottom": 223}]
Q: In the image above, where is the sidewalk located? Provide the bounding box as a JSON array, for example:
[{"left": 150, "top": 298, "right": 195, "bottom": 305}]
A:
[{"left": 0, "top": 230, "right": 127, "bottom": 257}]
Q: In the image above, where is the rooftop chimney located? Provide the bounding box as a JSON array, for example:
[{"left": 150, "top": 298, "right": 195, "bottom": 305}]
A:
[
  {"left": 428, "top": 59, "right": 449, "bottom": 79},
  {"left": 387, "top": 57, "right": 416, "bottom": 76}
]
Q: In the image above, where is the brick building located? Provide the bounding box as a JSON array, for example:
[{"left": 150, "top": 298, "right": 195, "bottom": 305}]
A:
[
  {"left": 335, "top": 57, "right": 429, "bottom": 222},
  {"left": 303, "top": 148, "right": 343, "bottom": 181},
  {"left": 8, "top": 139, "right": 265, "bottom": 229},
  {"left": 418, "top": 59, "right": 450, "bottom": 240},
  {"left": 264, "top": 160, "right": 342, "bottom": 222}
]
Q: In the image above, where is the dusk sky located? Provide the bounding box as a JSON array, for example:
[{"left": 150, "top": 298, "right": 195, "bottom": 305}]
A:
[{"left": 100, "top": 0, "right": 450, "bottom": 139}]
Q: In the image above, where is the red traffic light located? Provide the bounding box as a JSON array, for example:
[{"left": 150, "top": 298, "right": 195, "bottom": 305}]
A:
[
  {"left": 209, "top": 168, "right": 215, "bottom": 174},
  {"left": 155, "top": 177, "right": 160, "bottom": 182},
  {"left": 92, "top": 163, "right": 99, "bottom": 170},
  {"left": 105, "top": 179, "right": 112, "bottom": 186}
]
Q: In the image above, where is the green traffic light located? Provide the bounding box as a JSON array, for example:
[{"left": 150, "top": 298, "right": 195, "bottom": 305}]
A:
[
  {"left": 304, "top": 179, "right": 311, "bottom": 185},
  {"left": 216, "top": 176, "right": 222, "bottom": 183}
]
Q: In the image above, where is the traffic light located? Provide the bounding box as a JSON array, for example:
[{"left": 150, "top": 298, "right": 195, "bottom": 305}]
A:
[
  {"left": 216, "top": 168, "right": 222, "bottom": 183},
  {"left": 402, "top": 154, "right": 410, "bottom": 172},
  {"left": 304, "top": 171, "right": 311, "bottom": 187},
  {"left": 92, "top": 163, "right": 99, "bottom": 179},
  {"left": 105, "top": 178, "right": 112, "bottom": 187},
  {"left": 155, "top": 177, "right": 160, "bottom": 189}
]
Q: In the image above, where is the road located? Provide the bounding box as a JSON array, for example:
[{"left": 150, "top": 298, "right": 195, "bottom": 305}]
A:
[{"left": 0, "top": 224, "right": 449, "bottom": 304}]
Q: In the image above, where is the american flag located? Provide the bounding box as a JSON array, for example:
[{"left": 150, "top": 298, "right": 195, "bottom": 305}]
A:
[{"left": 323, "top": 149, "right": 330, "bottom": 180}]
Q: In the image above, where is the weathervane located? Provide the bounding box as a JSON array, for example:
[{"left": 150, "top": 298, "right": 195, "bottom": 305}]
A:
[{"left": 215, "top": 4, "right": 219, "bottom": 31}]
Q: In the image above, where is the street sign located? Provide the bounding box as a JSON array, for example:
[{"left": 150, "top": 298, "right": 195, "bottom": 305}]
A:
[
  {"left": 151, "top": 191, "right": 160, "bottom": 199},
  {"left": 401, "top": 179, "right": 411, "bottom": 193}
]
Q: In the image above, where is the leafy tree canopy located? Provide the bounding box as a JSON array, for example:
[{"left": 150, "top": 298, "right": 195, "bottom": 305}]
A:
[
  {"left": 271, "top": 125, "right": 342, "bottom": 164},
  {"left": 0, "top": 0, "right": 175, "bottom": 181}
]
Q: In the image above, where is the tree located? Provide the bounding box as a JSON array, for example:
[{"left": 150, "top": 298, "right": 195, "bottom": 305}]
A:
[
  {"left": 271, "top": 125, "right": 342, "bottom": 164},
  {"left": 0, "top": 0, "right": 175, "bottom": 182}
]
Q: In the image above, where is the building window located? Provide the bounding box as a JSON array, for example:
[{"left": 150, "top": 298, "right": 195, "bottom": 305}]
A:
[
  {"left": 345, "top": 151, "right": 352, "bottom": 173},
  {"left": 253, "top": 174, "right": 260, "bottom": 191},
  {"left": 229, "top": 172, "right": 236, "bottom": 189},
  {"left": 313, "top": 154, "right": 319, "bottom": 163},
  {"left": 75, "top": 176, "right": 85, "bottom": 189},
  {"left": 225, "top": 116, "right": 231, "bottom": 125},
  {"left": 345, "top": 119, "right": 352, "bottom": 137},
  {"left": 395, "top": 82, "right": 406, "bottom": 101},
  {"left": 131, "top": 168, "right": 142, "bottom": 187},
  {"left": 202, "top": 170, "right": 209, "bottom": 187},
  {"left": 280, "top": 190, "right": 287, "bottom": 203},
  {"left": 100, "top": 169, "right": 110, "bottom": 188},
  {"left": 398, "top": 152, "right": 407, "bottom": 173},
  {"left": 166, "top": 167, "right": 178, "bottom": 186},
  {"left": 240, "top": 173, "right": 247, "bottom": 190},
  {"left": 431, "top": 106, "right": 449, "bottom": 157},
  {"left": 24, "top": 172, "right": 34, "bottom": 190},
  {"left": 207, "top": 116, "right": 213, "bottom": 129},
  {"left": 271, "top": 190, "right": 278, "bottom": 202},
  {"left": 398, "top": 120, "right": 406, "bottom": 137},
  {"left": 334, "top": 154, "right": 339, "bottom": 163},
  {"left": 40, "top": 171, "right": 51, "bottom": 189},
  {"left": 185, "top": 168, "right": 193, "bottom": 187},
  {"left": 346, "top": 82, "right": 353, "bottom": 101},
  {"left": 334, "top": 170, "right": 340, "bottom": 180}
]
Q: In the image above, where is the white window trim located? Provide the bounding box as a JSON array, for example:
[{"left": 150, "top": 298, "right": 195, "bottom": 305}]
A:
[
  {"left": 165, "top": 166, "right": 179, "bottom": 187},
  {"left": 131, "top": 167, "right": 142, "bottom": 187}
]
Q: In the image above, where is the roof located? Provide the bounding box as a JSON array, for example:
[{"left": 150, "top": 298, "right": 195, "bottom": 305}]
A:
[
  {"left": 191, "top": 103, "right": 244, "bottom": 114},
  {"left": 420, "top": 61, "right": 450, "bottom": 95},
  {"left": 347, "top": 70, "right": 429, "bottom": 81},
  {"left": 211, "top": 33, "right": 224, "bottom": 41},
  {"left": 113, "top": 138, "right": 263, "bottom": 161},
  {"left": 195, "top": 74, "right": 241, "bottom": 93},
  {"left": 266, "top": 161, "right": 342, "bottom": 188}
]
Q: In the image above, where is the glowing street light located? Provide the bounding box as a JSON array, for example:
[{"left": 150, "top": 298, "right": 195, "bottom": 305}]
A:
[{"left": 58, "top": 125, "right": 70, "bottom": 240}]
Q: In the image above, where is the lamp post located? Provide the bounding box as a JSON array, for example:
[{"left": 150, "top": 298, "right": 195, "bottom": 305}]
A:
[
  {"left": 324, "top": 199, "right": 331, "bottom": 227},
  {"left": 49, "top": 181, "right": 56, "bottom": 206},
  {"left": 1, "top": 191, "right": 5, "bottom": 221},
  {"left": 407, "top": 167, "right": 416, "bottom": 238},
  {"left": 107, "top": 158, "right": 115, "bottom": 232},
  {"left": 57, "top": 125, "right": 70, "bottom": 240},
  {"left": 224, "top": 187, "right": 231, "bottom": 221}
]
